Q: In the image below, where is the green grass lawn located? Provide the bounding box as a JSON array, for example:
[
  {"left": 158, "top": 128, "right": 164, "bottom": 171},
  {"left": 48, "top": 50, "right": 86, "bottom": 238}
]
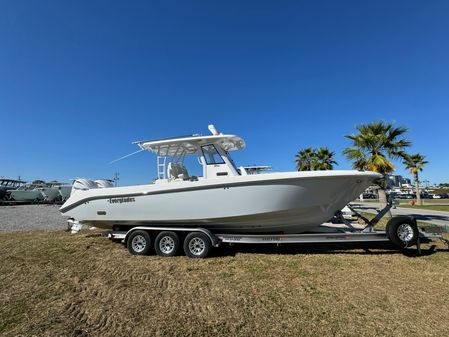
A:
[
  {"left": 358, "top": 212, "right": 439, "bottom": 228},
  {"left": 356, "top": 199, "right": 449, "bottom": 206},
  {"left": 398, "top": 204, "right": 449, "bottom": 212},
  {"left": 405, "top": 199, "right": 449, "bottom": 204},
  {"left": 1, "top": 227, "right": 448, "bottom": 337},
  {"left": 401, "top": 199, "right": 449, "bottom": 205}
]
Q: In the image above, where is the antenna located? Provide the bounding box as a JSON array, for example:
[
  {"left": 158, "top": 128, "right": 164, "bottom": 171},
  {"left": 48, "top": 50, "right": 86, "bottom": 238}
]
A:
[
  {"left": 109, "top": 149, "right": 144, "bottom": 164},
  {"left": 208, "top": 124, "right": 220, "bottom": 135},
  {"left": 113, "top": 172, "right": 120, "bottom": 187}
]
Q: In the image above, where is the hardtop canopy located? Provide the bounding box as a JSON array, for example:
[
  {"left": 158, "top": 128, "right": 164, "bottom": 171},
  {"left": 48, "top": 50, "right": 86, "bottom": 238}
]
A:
[{"left": 134, "top": 130, "right": 245, "bottom": 157}]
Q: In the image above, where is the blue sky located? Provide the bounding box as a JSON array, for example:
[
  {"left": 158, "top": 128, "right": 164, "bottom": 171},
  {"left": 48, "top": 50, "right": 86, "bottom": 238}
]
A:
[{"left": 1, "top": 0, "right": 448, "bottom": 185}]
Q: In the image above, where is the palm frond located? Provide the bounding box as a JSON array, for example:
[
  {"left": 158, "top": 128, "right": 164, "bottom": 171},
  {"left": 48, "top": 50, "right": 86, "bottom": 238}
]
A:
[
  {"left": 343, "top": 121, "right": 410, "bottom": 174},
  {"left": 402, "top": 153, "right": 429, "bottom": 174}
]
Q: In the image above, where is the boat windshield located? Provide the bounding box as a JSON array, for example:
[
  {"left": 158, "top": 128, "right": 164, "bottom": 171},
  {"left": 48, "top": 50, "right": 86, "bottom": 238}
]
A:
[{"left": 201, "top": 145, "right": 225, "bottom": 165}]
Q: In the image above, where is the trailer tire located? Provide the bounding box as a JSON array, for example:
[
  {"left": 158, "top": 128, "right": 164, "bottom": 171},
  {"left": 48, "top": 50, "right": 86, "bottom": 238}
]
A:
[
  {"left": 386, "top": 217, "right": 419, "bottom": 248},
  {"left": 183, "top": 232, "right": 211, "bottom": 258},
  {"left": 155, "top": 231, "right": 180, "bottom": 257},
  {"left": 127, "top": 230, "right": 152, "bottom": 255}
]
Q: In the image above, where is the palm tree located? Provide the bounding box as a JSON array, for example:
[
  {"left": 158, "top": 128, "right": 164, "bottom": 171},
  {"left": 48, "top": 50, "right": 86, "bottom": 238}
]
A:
[
  {"left": 295, "top": 147, "right": 315, "bottom": 171},
  {"left": 296, "top": 147, "right": 337, "bottom": 171},
  {"left": 312, "top": 147, "right": 337, "bottom": 170},
  {"left": 403, "top": 153, "right": 428, "bottom": 206},
  {"left": 343, "top": 121, "right": 411, "bottom": 209}
]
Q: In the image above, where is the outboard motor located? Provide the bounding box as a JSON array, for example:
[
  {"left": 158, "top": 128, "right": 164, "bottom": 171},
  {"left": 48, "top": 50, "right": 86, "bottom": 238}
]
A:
[
  {"left": 71, "top": 179, "right": 98, "bottom": 195},
  {"left": 95, "top": 179, "right": 114, "bottom": 188}
]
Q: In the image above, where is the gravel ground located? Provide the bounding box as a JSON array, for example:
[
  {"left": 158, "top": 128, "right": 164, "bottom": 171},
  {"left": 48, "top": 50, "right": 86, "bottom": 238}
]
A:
[{"left": 0, "top": 204, "right": 68, "bottom": 231}]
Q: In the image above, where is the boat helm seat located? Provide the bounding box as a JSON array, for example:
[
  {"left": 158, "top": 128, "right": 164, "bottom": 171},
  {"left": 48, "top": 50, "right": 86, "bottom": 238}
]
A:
[{"left": 167, "top": 162, "right": 190, "bottom": 181}]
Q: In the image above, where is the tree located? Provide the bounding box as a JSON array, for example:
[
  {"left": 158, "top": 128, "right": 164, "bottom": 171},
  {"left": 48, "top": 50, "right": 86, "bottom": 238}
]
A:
[
  {"left": 296, "top": 147, "right": 337, "bottom": 171},
  {"left": 343, "top": 121, "right": 411, "bottom": 209},
  {"left": 313, "top": 147, "right": 337, "bottom": 170},
  {"left": 403, "top": 153, "right": 428, "bottom": 206},
  {"left": 295, "top": 147, "right": 315, "bottom": 171}
]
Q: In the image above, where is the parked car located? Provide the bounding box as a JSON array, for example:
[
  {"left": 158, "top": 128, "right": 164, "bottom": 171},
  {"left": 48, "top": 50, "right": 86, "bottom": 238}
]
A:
[{"left": 396, "top": 193, "right": 414, "bottom": 199}]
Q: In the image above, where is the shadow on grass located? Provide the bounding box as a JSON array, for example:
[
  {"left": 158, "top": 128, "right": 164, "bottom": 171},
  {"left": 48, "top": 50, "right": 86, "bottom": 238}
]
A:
[{"left": 210, "top": 241, "right": 447, "bottom": 258}]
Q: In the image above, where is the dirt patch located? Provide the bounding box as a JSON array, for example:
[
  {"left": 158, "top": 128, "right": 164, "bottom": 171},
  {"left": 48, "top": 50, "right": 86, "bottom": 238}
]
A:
[{"left": 1, "top": 230, "right": 449, "bottom": 337}]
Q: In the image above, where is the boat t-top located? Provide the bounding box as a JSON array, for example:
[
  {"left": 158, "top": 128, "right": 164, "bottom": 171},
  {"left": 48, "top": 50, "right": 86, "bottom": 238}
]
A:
[{"left": 60, "top": 125, "right": 381, "bottom": 234}]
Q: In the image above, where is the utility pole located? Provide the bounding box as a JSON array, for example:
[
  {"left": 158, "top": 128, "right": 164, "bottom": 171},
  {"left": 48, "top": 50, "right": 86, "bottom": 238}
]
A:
[{"left": 113, "top": 172, "right": 120, "bottom": 187}]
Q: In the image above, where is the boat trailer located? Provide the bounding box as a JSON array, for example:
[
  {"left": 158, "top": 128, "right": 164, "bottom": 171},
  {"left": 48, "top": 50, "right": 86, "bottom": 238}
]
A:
[{"left": 101, "top": 197, "right": 449, "bottom": 258}]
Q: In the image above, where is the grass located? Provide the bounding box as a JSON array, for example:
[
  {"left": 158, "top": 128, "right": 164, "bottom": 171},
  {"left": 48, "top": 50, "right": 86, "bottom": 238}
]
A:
[
  {"left": 357, "top": 198, "right": 449, "bottom": 205},
  {"left": 356, "top": 212, "right": 447, "bottom": 232},
  {"left": 398, "top": 205, "right": 449, "bottom": 212},
  {"left": 1, "top": 229, "right": 449, "bottom": 337}
]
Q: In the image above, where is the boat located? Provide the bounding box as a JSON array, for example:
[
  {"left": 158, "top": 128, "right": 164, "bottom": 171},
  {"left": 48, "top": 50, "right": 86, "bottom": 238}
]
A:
[
  {"left": 0, "top": 179, "right": 26, "bottom": 200},
  {"left": 60, "top": 125, "right": 382, "bottom": 234},
  {"left": 37, "top": 186, "right": 60, "bottom": 202},
  {"left": 35, "top": 181, "right": 64, "bottom": 202},
  {"left": 57, "top": 184, "right": 73, "bottom": 201},
  {"left": 9, "top": 184, "right": 45, "bottom": 203},
  {"left": 37, "top": 181, "right": 75, "bottom": 202}
]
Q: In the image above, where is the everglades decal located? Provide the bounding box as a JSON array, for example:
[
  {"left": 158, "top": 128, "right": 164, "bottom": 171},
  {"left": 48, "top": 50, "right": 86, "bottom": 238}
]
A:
[{"left": 107, "top": 197, "right": 136, "bottom": 204}]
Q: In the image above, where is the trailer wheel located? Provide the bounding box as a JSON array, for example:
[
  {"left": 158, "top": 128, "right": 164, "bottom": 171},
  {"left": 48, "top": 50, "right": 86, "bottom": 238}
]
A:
[
  {"left": 386, "top": 217, "right": 419, "bottom": 248},
  {"left": 155, "top": 231, "right": 180, "bottom": 257},
  {"left": 183, "top": 232, "right": 211, "bottom": 258},
  {"left": 127, "top": 230, "right": 152, "bottom": 255}
]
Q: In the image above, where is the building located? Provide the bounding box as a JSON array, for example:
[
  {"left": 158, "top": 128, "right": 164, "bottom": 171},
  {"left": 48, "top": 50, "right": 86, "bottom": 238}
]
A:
[{"left": 387, "top": 174, "right": 412, "bottom": 189}]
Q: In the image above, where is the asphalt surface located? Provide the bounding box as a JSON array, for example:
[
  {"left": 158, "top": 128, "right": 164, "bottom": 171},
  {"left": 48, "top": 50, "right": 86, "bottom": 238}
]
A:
[{"left": 351, "top": 202, "right": 449, "bottom": 226}]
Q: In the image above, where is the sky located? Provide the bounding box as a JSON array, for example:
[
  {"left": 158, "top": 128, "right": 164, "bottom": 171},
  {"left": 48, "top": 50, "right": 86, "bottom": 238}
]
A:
[{"left": 1, "top": 0, "right": 448, "bottom": 185}]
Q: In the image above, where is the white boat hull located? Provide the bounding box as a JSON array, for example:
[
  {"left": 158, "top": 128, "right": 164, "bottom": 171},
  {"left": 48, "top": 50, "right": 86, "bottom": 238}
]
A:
[
  {"left": 58, "top": 185, "right": 73, "bottom": 201},
  {"left": 10, "top": 190, "right": 44, "bottom": 202},
  {"left": 38, "top": 188, "right": 60, "bottom": 202},
  {"left": 60, "top": 171, "right": 381, "bottom": 233}
]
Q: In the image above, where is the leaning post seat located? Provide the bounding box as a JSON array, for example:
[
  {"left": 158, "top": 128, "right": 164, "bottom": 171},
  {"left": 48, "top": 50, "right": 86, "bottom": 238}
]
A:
[{"left": 167, "top": 162, "right": 190, "bottom": 181}]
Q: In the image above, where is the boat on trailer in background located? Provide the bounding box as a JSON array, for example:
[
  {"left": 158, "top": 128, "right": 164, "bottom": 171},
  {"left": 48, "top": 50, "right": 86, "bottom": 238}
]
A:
[
  {"left": 61, "top": 125, "right": 448, "bottom": 258},
  {"left": 57, "top": 184, "right": 73, "bottom": 202},
  {"left": 8, "top": 184, "right": 45, "bottom": 203},
  {"left": 0, "top": 179, "right": 26, "bottom": 200},
  {"left": 5, "top": 180, "right": 71, "bottom": 203},
  {"left": 37, "top": 182, "right": 61, "bottom": 202}
]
